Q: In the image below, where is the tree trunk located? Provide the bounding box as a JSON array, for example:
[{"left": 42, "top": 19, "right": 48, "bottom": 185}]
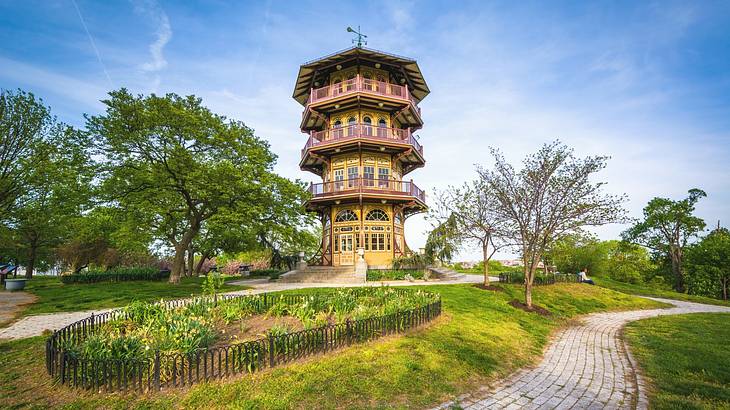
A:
[
  {"left": 482, "top": 243, "right": 490, "bottom": 286},
  {"left": 25, "top": 243, "right": 38, "bottom": 279},
  {"left": 186, "top": 246, "right": 194, "bottom": 277},
  {"left": 669, "top": 247, "right": 684, "bottom": 292},
  {"left": 194, "top": 252, "right": 209, "bottom": 276},
  {"left": 169, "top": 220, "right": 201, "bottom": 284},
  {"left": 722, "top": 277, "right": 728, "bottom": 301}
]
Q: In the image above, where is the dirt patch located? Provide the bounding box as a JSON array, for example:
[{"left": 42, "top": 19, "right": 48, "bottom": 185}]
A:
[
  {"left": 508, "top": 299, "right": 552, "bottom": 317},
  {"left": 473, "top": 284, "right": 505, "bottom": 292},
  {"left": 213, "top": 314, "right": 304, "bottom": 347},
  {"left": 0, "top": 291, "right": 38, "bottom": 327}
]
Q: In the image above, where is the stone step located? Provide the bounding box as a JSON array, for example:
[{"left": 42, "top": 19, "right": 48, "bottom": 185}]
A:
[
  {"left": 428, "top": 267, "right": 466, "bottom": 280},
  {"left": 278, "top": 266, "right": 361, "bottom": 283}
]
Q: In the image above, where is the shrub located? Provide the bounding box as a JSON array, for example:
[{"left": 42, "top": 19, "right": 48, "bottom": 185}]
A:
[
  {"left": 60, "top": 267, "right": 166, "bottom": 284},
  {"left": 366, "top": 269, "right": 424, "bottom": 281}
]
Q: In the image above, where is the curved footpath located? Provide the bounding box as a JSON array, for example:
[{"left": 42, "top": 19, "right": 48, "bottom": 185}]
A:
[
  {"left": 0, "top": 275, "right": 487, "bottom": 340},
  {"left": 435, "top": 298, "right": 730, "bottom": 410}
]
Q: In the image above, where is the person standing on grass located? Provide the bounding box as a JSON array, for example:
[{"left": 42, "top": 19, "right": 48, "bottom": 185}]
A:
[{"left": 578, "top": 268, "right": 595, "bottom": 285}]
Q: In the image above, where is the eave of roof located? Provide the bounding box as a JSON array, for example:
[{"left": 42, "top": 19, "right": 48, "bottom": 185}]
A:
[{"left": 292, "top": 46, "right": 430, "bottom": 106}]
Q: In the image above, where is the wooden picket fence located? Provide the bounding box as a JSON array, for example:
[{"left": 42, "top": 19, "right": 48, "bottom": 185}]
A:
[{"left": 46, "top": 290, "right": 441, "bottom": 393}]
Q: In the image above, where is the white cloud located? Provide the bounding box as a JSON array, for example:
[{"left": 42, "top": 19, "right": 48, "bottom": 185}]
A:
[{"left": 133, "top": 0, "right": 172, "bottom": 73}]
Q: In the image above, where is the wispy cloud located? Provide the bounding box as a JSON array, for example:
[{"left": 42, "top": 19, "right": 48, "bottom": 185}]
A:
[
  {"left": 133, "top": 0, "right": 172, "bottom": 73},
  {"left": 71, "top": 0, "right": 113, "bottom": 88}
]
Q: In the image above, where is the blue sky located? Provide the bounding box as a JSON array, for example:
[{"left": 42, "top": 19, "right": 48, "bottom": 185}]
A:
[{"left": 2, "top": 0, "right": 729, "bottom": 260}]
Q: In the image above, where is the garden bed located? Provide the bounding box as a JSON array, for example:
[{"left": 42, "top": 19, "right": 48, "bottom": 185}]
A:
[
  {"left": 46, "top": 287, "right": 441, "bottom": 393},
  {"left": 366, "top": 269, "right": 426, "bottom": 281}
]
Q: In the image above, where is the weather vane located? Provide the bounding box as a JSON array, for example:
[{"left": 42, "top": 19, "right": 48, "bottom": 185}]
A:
[{"left": 346, "top": 26, "right": 367, "bottom": 48}]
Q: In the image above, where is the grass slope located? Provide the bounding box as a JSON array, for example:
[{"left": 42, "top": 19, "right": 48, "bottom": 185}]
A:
[
  {"left": 0, "top": 283, "right": 664, "bottom": 409},
  {"left": 594, "top": 277, "right": 730, "bottom": 307},
  {"left": 626, "top": 313, "right": 730, "bottom": 409},
  {"left": 12, "top": 275, "right": 247, "bottom": 317}
]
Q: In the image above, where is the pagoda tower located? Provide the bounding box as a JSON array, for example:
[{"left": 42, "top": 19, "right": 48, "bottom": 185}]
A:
[{"left": 292, "top": 45, "right": 429, "bottom": 269}]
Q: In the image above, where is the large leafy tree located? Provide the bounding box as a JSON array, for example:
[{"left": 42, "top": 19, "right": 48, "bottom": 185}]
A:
[
  {"left": 481, "top": 141, "right": 626, "bottom": 307},
  {"left": 9, "top": 126, "right": 93, "bottom": 277},
  {"left": 685, "top": 227, "right": 730, "bottom": 300},
  {"left": 88, "top": 90, "right": 287, "bottom": 283},
  {"left": 622, "top": 189, "right": 706, "bottom": 292},
  {"left": 431, "top": 179, "right": 510, "bottom": 286},
  {"left": 0, "top": 89, "right": 55, "bottom": 220}
]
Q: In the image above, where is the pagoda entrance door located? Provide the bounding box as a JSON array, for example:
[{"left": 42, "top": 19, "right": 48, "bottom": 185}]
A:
[{"left": 339, "top": 233, "right": 354, "bottom": 265}]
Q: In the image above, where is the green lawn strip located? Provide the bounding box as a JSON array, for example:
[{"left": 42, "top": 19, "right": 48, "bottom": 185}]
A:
[
  {"left": 14, "top": 275, "right": 249, "bottom": 317},
  {"left": 594, "top": 277, "right": 730, "bottom": 307},
  {"left": 625, "top": 313, "right": 730, "bottom": 409},
  {"left": 0, "top": 283, "right": 665, "bottom": 409}
]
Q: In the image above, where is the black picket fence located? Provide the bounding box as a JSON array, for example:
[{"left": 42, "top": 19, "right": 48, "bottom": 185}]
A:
[
  {"left": 498, "top": 272, "right": 580, "bottom": 285},
  {"left": 46, "top": 290, "right": 441, "bottom": 393}
]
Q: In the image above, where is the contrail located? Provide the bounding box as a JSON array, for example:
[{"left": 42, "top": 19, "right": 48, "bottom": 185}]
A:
[{"left": 71, "top": 0, "right": 114, "bottom": 88}]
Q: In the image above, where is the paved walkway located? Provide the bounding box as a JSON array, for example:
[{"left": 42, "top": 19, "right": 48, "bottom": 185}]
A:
[
  {"left": 436, "top": 298, "right": 730, "bottom": 410},
  {"left": 0, "top": 275, "right": 486, "bottom": 340}
]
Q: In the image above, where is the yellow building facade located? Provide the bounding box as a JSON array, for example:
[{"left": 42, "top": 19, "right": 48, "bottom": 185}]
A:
[{"left": 293, "top": 47, "right": 429, "bottom": 268}]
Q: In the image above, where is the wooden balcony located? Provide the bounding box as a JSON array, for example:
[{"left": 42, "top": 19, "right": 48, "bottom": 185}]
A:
[
  {"left": 301, "top": 124, "right": 423, "bottom": 157},
  {"left": 308, "top": 76, "right": 419, "bottom": 107},
  {"left": 308, "top": 178, "right": 426, "bottom": 205}
]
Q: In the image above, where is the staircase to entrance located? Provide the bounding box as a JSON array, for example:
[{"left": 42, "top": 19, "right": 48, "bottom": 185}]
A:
[{"left": 278, "top": 265, "right": 363, "bottom": 283}]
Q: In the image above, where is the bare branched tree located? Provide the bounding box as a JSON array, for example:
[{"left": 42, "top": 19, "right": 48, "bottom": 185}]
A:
[
  {"left": 480, "top": 141, "right": 627, "bottom": 307},
  {"left": 431, "top": 179, "right": 510, "bottom": 286}
]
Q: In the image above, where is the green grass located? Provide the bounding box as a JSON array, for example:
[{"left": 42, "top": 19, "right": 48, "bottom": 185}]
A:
[
  {"left": 11, "top": 275, "right": 248, "bottom": 317},
  {"left": 594, "top": 276, "right": 730, "bottom": 307},
  {"left": 626, "top": 313, "right": 730, "bottom": 409},
  {"left": 0, "top": 283, "right": 666, "bottom": 409}
]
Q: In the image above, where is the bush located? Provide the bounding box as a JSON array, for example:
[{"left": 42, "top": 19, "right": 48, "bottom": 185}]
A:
[
  {"left": 60, "top": 267, "right": 166, "bottom": 284},
  {"left": 367, "top": 269, "right": 424, "bottom": 281}
]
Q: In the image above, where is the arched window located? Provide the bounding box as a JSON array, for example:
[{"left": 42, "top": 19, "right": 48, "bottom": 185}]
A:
[
  {"left": 365, "top": 209, "right": 389, "bottom": 221},
  {"left": 377, "top": 118, "right": 388, "bottom": 137},
  {"left": 363, "top": 116, "right": 372, "bottom": 124},
  {"left": 348, "top": 117, "right": 357, "bottom": 125},
  {"left": 335, "top": 209, "right": 359, "bottom": 222},
  {"left": 333, "top": 120, "right": 342, "bottom": 128}
]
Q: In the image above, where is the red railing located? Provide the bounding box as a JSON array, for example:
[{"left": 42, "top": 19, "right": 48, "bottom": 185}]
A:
[
  {"left": 308, "top": 178, "right": 426, "bottom": 203},
  {"left": 301, "top": 124, "right": 423, "bottom": 156},
  {"left": 308, "top": 75, "right": 419, "bottom": 107}
]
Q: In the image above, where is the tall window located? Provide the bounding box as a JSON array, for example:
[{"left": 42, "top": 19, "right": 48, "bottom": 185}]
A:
[
  {"left": 347, "top": 166, "right": 358, "bottom": 187},
  {"left": 363, "top": 165, "right": 375, "bottom": 187},
  {"left": 363, "top": 116, "right": 372, "bottom": 136},
  {"left": 333, "top": 120, "right": 343, "bottom": 139},
  {"left": 378, "top": 167, "right": 390, "bottom": 188},
  {"left": 334, "top": 169, "right": 344, "bottom": 191},
  {"left": 347, "top": 116, "right": 357, "bottom": 136},
  {"left": 377, "top": 118, "right": 387, "bottom": 137}
]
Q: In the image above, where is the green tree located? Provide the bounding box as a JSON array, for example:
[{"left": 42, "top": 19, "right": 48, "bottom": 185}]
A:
[
  {"left": 424, "top": 214, "right": 459, "bottom": 265},
  {"left": 0, "top": 89, "right": 55, "bottom": 220},
  {"left": 482, "top": 141, "right": 627, "bottom": 308},
  {"left": 88, "top": 90, "right": 299, "bottom": 283},
  {"left": 622, "top": 189, "right": 706, "bottom": 292},
  {"left": 431, "top": 179, "right": 510, "bottom": 287},
  {"left": 9, "top": 126, "right": 93, "bottom": 277},
  {"left": 686, "top": 227, "right": 730, "bottom": 300}
]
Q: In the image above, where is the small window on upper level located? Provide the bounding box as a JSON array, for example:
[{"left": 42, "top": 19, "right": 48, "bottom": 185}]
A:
[
  {"left": 334, "top": 120, "right": 342, "bottom": 128},
  {"left": 335, "top": 210, "right": 359, "bottom": 222},
  {"left": 378, "top": 118, "right": 387, "bottom": 127},
  {"left": 363, "top": 116, "right": 372, "bottom": 124},
  {"left": 348, "top": 117, "right": 357, "bottom": 125},
  {"left": 365, "top": 209, "right": 390, "bottom": 222}
]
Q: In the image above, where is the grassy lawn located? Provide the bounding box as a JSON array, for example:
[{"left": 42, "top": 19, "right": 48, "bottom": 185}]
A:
[
  {"left": 594, "top": 277, "right": 730, "bottom": 307},
  {"left": 8, "top": 275, "right": 248, "bottom": 318},
  {"left": 0, "top": 283, "right": 666, "bottom": 409},
  {"left": 626, "top": 313, "right": 730, "bottom": 409}
]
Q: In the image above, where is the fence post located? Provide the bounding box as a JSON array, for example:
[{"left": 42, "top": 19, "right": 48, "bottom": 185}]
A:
[
  {"left": 153, "top": 350, "right": 161, "bottom": 391},
  {"left": 263, "top": 293, "right": 268, "bottom": 308},
  {"left": 60, "top": 350, "right": 66, "bottom": 384},
  {"left": 427, "top": 303, "right": 431, "bottom": 319},
  {"left": 268, "top": 333, "right": 275, "bottom": 368},
  {"left": 346, "top": 319, "right": 352, "bottom": 345}
]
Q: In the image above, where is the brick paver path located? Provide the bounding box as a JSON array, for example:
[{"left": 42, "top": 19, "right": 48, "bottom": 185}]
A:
[
  {"left": 438, "top": 298, "right": 730, "bottom": 410},
  {"left": 0, "top": 275, "right": 487, "bottom": 340}
]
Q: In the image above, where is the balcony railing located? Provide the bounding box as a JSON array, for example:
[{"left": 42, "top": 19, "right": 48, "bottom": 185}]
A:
[
  {"left": 301, "top": 124, "right": 423, "bottom": 156},
  {"left": 307, "top": 75, "right": 419, "bottom": 107},
  {"left": 308, "top": 177, "right": 425, "bottom": 203}
]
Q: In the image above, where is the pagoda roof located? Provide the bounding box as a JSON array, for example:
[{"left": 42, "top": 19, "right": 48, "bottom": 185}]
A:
[{"left": 292, "top": 46, "right": 430, "bottom": 106}]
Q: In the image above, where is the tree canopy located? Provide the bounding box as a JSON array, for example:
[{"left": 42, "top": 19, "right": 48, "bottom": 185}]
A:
[{"left": 622, "top": 189, "right": 706, "bottom": 292}]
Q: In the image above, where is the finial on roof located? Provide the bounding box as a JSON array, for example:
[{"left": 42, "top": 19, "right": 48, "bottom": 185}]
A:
[{"left": 346, "top": 26, "right": 367, "bottom": 48}]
